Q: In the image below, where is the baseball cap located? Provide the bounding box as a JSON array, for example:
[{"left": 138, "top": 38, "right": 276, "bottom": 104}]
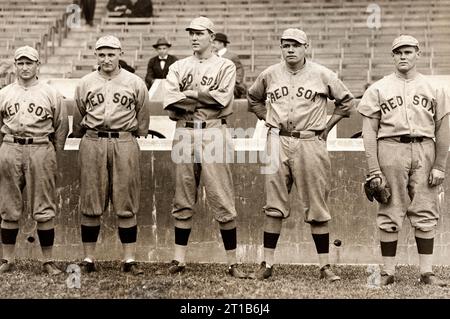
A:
[
  {"left": 214, "top": 33, "right": 230, "bottom": 44},
  {"left": 281, "top": 28, "right": 308, "bottom": 44},
  {"left": 14, "top": 46, "right": 39, "bottom": 61},
  {"left": 95, "top": 35, "right": 122, "bottom": 50},
  {"left": 186, "top": 16, "right": 215, "bottom": 33},
  {"left": 392, "top": 35, "right": 419, "bottom": 51}
]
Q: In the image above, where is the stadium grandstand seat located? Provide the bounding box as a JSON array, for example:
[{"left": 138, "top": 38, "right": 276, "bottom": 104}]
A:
[{"left": 1, "top": 0, "right": 450, "bottom": 94}]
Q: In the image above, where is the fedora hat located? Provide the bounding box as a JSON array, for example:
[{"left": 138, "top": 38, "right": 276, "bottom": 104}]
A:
[
  {"left": 153, "top": 37, "right": 172, "bottom": 48},
  {"left": 214, "top": 33, "right": 229, "bottom": 44}
]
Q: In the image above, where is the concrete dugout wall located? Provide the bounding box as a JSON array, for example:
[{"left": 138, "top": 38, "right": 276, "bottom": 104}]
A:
[{"left": 5, "top": 78, "right": 450, "bottom": 265}]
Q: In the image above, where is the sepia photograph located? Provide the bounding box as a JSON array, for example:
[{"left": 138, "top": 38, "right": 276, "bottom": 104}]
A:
[{"left": 1, "top": 0, "right": 450, "bottom": 316}]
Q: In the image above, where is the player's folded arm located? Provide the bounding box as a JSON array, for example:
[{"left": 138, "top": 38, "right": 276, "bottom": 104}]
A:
[{"left": 164, "top": 97, "right": 197, "bottom": 113}]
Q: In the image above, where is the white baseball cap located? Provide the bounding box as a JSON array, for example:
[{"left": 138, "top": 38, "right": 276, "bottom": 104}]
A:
[
  {"left": 281, "top": 28, "right": 308, "bottom": 44},
  {"left": 186, "top": 16, "right": 215, "bottom": 33},
  {"left": 14, "top": 46, "right": 39, "bottom": 61},
  {"left": 392, "top": 35, "right": 419, "bottom": 51},
  {"left": 95, "top": 35, "right": 122, "bottom": 50}
]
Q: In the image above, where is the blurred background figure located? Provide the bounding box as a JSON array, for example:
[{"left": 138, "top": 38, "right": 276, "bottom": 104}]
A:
[
  {"left": 145, "top": 37, "right": 177, "bottom": 89},
  {"left": 107, "top": 0, "right": 153, "bottom": 17},
  {"left": 78, "top": 0, "right": 96, "bottom": 26},
  {"left": 212, "top": 32, "right": 247, "bottom": 98},
  {"left": 119, "top": 59, "right": 136, "bottom": 73}
]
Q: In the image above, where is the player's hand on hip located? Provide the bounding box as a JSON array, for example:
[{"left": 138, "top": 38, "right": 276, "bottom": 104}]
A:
[
  {"left": 429, "top": 168, "right": 445, "bottom": 186},
  {"left": 369, "top": 176, "right": 382, "bottom": 188},
  {"left": 318, "top": 129, "right": 329, "bottom": 142}
]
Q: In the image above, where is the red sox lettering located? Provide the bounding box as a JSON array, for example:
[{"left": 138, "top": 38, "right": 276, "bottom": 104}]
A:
[
  {"left": 266, "top": 86, "right": 320, "bottom": 103},
  {"left": 82, "top": 91, "right": 136, "bottom": 111},
  {"left": 379, "top": 95, "right": 436, "bottom": 114},
  {"left": 3, "top": 102, "right": 52, "bottom": 120}
]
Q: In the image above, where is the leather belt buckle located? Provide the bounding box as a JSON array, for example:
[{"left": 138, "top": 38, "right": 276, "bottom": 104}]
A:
[
  {"left": 279, "top": 130, "right": 302, "bottom": 138},
  {"left": 399, "top": 136, "right": 423, "bottom": 143},
  {"left": 185, "top": 121, "right": 206, "bottom": 129},
  {"left": 98, "top": 132, "right": 120, "bottom": 138},
  {"left": 14, "top": 137, "right": 33, "bottom": 144}
]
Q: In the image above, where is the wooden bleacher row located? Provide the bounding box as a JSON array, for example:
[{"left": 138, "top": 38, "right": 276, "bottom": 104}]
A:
[
  {"left": 0, "top": 0, "right": 75, "bottom": 86},
  {"left": 152, "top": 6, "right": 450, "bottom": 16},
  {"left": 98, "top": 16, "right": 450, "bottom": 40},
  {"left": 67, "top": 28, "right": 450, "bottom": 88},
  {"left": 151, "top": 3, "right": 450, "bottom": 17},
  {"left": 87, "top": 26, "right": 450, "bottom": 60},
  {"left": 154, "top": 0, "right": 450, "bottom": 7}
]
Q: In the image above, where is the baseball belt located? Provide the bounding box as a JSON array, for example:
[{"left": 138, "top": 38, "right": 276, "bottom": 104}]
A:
[
  {"left": 183, "top": 119, "right": 227, "bottom": 129},
  {"left": 278, "top": 129, "right": 320, "bottom": 139},
  {"left": 85, "top": 130, "right": 133, "bottom": 139},
  {"left": 3, "top": 135, "right": 50, "bottom": 145},
  {"left": 379, "top": 135, "right": 425, "bottom": 143}
]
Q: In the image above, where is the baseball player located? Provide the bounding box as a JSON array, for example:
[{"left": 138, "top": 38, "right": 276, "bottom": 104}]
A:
[
  {"left": 247, "top": 28, "right": 355, "bottom": 281},
  {"left": 163, "top": 16, "right": 247, "bottom": 278},
  {"left": 72, "top": 35, "right": 150, "bottom": 275},
  {"left": 212, "top": 33, "right": 247, "bottom": 98},
  {"left": 0, "top": 46, "right": 69, "bottom": 275},
  {"left": 358, "top": 35, "right": 450, "bottom": 287}
]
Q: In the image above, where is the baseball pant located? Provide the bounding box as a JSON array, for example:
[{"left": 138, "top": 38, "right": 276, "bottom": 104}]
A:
[
  {"left": 377, "top": 138, "right": 439, "bottom": 232},
  {"left": 0, "top": 137, "right": 56, "bottom": 223},
  {"left": 171, "top": 119, "right": 237, "bottom": 223},
  {"left": 264, "top": 129, "right": 332, "bottom": 222},
  {"left": 78, "top": 131, "right": 141, "bottom": 218}
]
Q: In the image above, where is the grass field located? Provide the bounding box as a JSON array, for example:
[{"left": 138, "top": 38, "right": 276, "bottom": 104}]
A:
[{"left": 1, "top": 260, "right": 450, "bottom": 299}]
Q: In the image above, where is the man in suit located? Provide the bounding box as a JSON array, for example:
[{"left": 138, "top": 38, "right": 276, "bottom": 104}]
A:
[
  {"left": 145, "top": 38, "right": 178, "bottom": 89},
  {"left": 212, "top": 33, "right": 247, "bottom": 98},
  {"left": 106, "top": 0, "right": 152, "bottom": 17}
]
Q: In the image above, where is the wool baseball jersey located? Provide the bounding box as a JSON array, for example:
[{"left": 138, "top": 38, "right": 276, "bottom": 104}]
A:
[
  {"left": 247, "top": 60, "right": 354, "bottom": 131},
  {"left": 163, "top": 54, "right": 236, "bottom": 120},
  {"left": 0, "top": 80, "right": 69, "bottom": 150},
  {"left": 358, "top": 73, "right": 449, "bottom": 139},
  {"left": 73, "top": 68, "right": 150, "bottom": 137}
]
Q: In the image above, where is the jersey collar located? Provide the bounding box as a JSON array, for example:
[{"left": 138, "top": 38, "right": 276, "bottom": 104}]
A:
[{"left": 284, "top": 58, "right": 307, "bottom": 74}]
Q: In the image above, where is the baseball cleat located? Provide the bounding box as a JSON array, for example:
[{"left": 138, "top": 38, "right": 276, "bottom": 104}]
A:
[
  {"left": 43, "top": 261, "right": 63, "bottom": 275},
  {"left": 251, "top": 261, "right": 273, "bottom": 280},
  {"left": 80, "top": 260, "right": 97, "bottom": 273},
  {"left": 320, "top": 264, "right": 341, "bottom": 282},
  {"left": 122, "top": 261, "right": 144, "bottom": 275},
  {"left": 0, "top": 259, "right": 15, "bottom": 274},
  {"left": 168, "top": 260, "right": 186, "bottom": 274},
  {"left": 227, "top": 264, "right": 248, "bottom": 279},
  {"left": 419, "top": 272, "right": 447, "bottom": 287},
  {"left": 380, "top": 271, "right": 395, "bottom": 286}
]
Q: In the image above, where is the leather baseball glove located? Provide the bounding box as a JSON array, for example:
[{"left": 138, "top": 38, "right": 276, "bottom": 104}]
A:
[{"left": 364, "top": 173, "right": 391, "bottom": 204}]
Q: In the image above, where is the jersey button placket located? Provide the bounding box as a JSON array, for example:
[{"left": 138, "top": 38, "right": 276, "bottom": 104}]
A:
[{"left": 104, "top": 83, "right": 112, "bottom": 130}]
